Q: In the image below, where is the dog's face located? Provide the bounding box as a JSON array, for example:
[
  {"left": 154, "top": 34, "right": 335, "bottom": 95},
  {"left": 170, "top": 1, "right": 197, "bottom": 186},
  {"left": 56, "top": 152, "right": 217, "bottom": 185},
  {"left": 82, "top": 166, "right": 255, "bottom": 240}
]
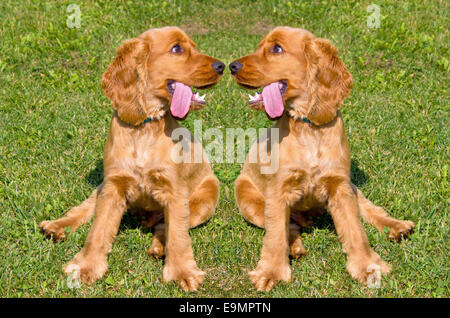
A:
[
  {"left": 230, "top": 27, "right": 353, "bottom": 125},
  {"left": 102, "top": 27, "right": 224, "bottom": 125}
]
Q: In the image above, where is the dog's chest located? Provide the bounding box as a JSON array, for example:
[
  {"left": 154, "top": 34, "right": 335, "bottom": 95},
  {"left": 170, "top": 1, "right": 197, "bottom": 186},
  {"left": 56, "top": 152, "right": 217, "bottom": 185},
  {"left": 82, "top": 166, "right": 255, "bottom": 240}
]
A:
[
  {"left": 286, "top": 169, "right": 328, "bottom": 211},
  {"left": 133, "top": 142, "right": 154, "bottom": 170},
  {"left": 291, "top": 132, "right": 322, "bottom": 171},
  {"left": 285, "top": 133, "right": 340, "bottom": 208},
  {"left": 119, "top": 134, "right": 166, "bottom": 174},
  {"left": 114, "top": 135, "right": 171, "bottom": 195}
]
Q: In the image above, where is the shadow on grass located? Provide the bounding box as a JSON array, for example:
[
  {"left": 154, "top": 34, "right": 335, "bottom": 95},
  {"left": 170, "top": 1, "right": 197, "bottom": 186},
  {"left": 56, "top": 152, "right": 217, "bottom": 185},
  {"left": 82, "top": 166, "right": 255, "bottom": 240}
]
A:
[
  {"left": 86, "top": 159, "right": 104, "bottom": 187},
  {"left": 350, "top": 159, "right": 368, "bottom": 188}
]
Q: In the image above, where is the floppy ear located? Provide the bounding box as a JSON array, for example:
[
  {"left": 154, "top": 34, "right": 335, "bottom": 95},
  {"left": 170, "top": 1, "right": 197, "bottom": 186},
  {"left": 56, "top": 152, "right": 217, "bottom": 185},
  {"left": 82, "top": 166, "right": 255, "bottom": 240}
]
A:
[
  {"left": 303, "top": 38, "right": 353, "bottom": 125},
  {"left": 101, "top": 38, "right": 151, "bottom": 125}
]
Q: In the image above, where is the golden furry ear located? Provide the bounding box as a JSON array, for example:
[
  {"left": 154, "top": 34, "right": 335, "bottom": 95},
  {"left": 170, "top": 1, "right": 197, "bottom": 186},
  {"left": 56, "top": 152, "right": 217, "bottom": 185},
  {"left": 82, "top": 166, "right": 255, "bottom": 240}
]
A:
[
  {"left": 304, "top": 38, "right": 353, "bottom": 125},
  {"left": 101, "top": 38, "right": 150, "bottom": 125}
]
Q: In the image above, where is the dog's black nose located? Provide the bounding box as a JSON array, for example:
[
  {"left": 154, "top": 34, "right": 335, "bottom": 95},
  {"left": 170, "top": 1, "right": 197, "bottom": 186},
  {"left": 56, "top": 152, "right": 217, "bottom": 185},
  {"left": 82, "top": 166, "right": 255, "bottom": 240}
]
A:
[
  {"left": 212, "top": 61, "right": 225, "bottom": 75},
  {"left": 229, "top": 61, "right": 242, "bottom": 75}
]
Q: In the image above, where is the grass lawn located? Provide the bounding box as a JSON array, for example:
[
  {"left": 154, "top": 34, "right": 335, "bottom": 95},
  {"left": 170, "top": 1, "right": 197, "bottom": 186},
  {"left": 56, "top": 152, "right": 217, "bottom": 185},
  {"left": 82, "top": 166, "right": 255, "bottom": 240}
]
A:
[{"left": 0, "top": 0, "right": 448, "bottom": 297}]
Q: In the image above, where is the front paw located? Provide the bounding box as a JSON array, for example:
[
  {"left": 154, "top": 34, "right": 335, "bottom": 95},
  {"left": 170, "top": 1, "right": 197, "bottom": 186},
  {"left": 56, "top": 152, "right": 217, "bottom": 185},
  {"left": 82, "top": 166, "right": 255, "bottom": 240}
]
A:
[
  {"left": 146, "top": 240, "right": 165, "bottom": 258},
  {"left": 249, "top": 261, "right": 292, "bottom": 292},
  {"left": 162, "top": 262, "right": 205, "bottom": 292},
  {"left": 64, "top": 253, "right": 108, "bottom": 285},
  {"left": 290, "top": 239, "right": 307, "bottom": 259},
  {"left": 389, "top": 220, "right": 415, "bottom": 242},
  {"left": 346, "top": 252, "right": 390, "bottom": 286},
  {"left": 40, "top": 220, "right": 66, "bottom": 241}
]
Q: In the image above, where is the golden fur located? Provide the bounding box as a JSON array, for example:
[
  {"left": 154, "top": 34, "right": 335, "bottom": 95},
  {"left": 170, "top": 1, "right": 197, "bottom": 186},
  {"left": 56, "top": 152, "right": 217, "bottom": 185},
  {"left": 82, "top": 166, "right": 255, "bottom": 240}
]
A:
[
  {"left": 40, "top": 27, "right": 222, "bottom": 291},
  {"left": 232, "top": 27, "right": 415, "bottom": 291}
]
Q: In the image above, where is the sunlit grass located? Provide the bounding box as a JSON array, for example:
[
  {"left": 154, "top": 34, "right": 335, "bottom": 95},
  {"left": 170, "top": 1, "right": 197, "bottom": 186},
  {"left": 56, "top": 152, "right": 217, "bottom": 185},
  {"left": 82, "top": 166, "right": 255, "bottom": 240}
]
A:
[{"left": 0, "top": 0, "right": 448, "bottom": 297}]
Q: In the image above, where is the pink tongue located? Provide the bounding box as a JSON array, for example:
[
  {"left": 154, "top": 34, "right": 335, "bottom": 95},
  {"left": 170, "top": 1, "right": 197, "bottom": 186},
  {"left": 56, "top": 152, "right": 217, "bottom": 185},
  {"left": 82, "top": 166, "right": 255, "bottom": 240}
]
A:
[
  {"left": 170, "top": 82, "right": 192, "bottom": 118},
  {"left": 262, "top": 82, "right": 284, "bottom": 118}
]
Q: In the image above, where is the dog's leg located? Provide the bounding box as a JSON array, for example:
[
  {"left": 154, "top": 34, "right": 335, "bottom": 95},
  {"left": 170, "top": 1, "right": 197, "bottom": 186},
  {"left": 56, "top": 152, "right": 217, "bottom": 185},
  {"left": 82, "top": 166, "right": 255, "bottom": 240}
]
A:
[
  {"left": 249, "top": 196, "right": 292, "bottom": 291},
  {"left": 353, "top": 184, "right": 415, "bottom": 242},
  {"left": 162, "top": 196, "right": 205, "bottom": 292},
  {"left": 63, "top": 180, "right": 126, "bottom": 285},
  {"left": 236, "top": 175, "right": 304, "bottom": 258},
  {"left": 235, "top": 175, "right": 265, "bottom": 228},
  {"left": 146, "top": 175, "right": 219, "bottom": 259},
  {"left": 289, "top": 222, "right": 307, "bottom": 258},
  {"left": 40, "top": 184, "right": 101, "bottom": 241},
  {"left": 147, "top": 221, "right": 165, "bottom": 258},
  {"left": 189, "top": 175, "right": 220, "bottom": 228},
  {"left": 324, "top": 177, "right": 390, "bottom": 284}
]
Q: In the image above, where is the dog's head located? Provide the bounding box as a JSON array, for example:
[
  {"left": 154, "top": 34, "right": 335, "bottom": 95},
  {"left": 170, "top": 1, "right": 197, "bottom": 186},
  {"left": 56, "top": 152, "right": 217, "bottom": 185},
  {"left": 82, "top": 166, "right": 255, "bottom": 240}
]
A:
[
  {"left": 102, "top": 27, "right": 224, "bottom": 125},
  {"left": 229, "top": 27, "right": 353, "bottom": 125}
]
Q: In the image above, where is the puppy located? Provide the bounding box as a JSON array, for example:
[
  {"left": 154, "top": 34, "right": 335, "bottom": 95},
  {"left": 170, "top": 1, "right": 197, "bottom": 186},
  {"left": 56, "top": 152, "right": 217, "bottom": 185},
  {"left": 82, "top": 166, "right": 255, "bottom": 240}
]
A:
[
  {"left": 230, "top": 27, "right": 415, "bottom": 291},
  {"left": 40, "top": 27, "right": 224, "bottom": 291}
]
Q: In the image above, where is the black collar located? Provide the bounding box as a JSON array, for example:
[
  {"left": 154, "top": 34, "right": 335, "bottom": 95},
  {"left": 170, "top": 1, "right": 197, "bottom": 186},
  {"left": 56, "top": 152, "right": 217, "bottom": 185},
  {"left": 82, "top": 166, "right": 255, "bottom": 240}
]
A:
[{"left": 143, "top": 117, "right": 156, "bottom": 124}]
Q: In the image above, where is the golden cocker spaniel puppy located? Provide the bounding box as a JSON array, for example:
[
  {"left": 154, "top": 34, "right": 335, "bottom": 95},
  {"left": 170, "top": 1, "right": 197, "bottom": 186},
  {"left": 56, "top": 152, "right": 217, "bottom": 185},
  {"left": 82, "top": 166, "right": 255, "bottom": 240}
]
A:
[
  {"left": 230, "top": 27, "right": 415, "bottom": 291},
  {"left": 40, "top": 27, "right": 224, "bottom": 291}
]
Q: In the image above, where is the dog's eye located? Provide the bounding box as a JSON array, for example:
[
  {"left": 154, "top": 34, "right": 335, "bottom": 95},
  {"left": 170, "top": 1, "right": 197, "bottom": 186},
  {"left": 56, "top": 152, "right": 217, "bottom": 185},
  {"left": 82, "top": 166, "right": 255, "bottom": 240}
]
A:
[
  {"left": 270, "top": 45, "right": 284, "bottom": 54},
  {"left": 170, "top": 44, "right": 183, "bottom": 54}
]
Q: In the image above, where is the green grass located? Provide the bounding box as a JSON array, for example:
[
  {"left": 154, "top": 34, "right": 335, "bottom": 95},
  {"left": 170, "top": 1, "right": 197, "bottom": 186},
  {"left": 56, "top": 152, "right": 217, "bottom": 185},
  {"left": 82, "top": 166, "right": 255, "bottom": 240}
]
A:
[{"left": 0, "top": 0, "right": 448, "bottom": 297}]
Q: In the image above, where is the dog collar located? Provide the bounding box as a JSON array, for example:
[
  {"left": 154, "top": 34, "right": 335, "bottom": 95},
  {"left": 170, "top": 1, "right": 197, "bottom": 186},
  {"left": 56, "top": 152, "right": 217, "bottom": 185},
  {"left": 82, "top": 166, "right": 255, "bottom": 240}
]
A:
[
  {"left": 297, "top": 117, "right": 311, "bottom": 124},
  {"left": 287, "top": 109, "right": 312, "bottom": 124},
  {"left": 289, "top": 109, "right": 339, "bottom": 126},
  {"left": 143, "top": 117, "right": 155, "bottom": 124},
  {"left": 142, "top": 112, "right": 166, "bottom": 124},
  {"left": 290, "top": 114, "right": 311, "bottom": 124}
]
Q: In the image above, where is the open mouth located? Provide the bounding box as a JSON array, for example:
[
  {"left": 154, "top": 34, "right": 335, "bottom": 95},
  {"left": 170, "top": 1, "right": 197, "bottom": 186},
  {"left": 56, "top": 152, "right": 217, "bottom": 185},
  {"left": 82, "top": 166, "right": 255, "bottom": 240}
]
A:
[
  {"left": 166, "top": 80, "right": 208, "bottom": 118},
  {"left": 247, "top": 80, "right": 288, "bottom": 119}
]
